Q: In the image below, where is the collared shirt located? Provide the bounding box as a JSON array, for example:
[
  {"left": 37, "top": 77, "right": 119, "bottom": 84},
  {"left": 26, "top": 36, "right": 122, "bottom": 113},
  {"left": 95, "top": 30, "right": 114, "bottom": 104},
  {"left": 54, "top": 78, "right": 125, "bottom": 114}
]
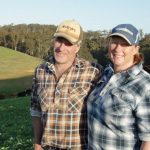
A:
[
  {"left": 87, "top": 63, "right": 150, "bottom": 150},
  {"left": 30, "top": 56, "right": 101, "bottom": 150}
]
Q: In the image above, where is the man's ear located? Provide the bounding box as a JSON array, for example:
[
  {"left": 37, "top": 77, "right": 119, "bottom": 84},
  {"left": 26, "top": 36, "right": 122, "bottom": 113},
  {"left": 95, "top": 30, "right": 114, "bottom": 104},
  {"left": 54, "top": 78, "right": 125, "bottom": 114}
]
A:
[{"left": 75, "top": 45, "right": 80, "bottom": 53}]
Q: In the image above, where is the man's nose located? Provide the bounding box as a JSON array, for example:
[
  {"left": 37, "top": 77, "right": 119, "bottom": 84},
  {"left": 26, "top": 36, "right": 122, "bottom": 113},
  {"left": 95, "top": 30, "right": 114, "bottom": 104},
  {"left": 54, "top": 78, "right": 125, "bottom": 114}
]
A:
[
  {"left": 55, "top": 42, "right": 66, "bottom": 52},
  {"left": 58, "top": 42, "right": 66, "bottom": 49}
]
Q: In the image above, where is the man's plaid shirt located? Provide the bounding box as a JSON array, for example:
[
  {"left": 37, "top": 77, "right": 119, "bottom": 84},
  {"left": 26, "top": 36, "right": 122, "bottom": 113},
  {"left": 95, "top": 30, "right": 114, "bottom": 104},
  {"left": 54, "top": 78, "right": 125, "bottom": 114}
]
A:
[
  {"left": 30, "top": 56, "right": 101, "bottom": 150},
  {"left": 87, "top": 62, "right": 150, "bottom": 150}
]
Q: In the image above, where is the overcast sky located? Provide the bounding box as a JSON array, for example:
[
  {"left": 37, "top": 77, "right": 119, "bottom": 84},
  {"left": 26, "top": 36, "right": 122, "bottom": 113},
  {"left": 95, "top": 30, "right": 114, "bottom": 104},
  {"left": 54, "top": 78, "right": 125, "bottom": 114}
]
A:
[{"left": 0, "top": 0, "right": 150, "bottom": 33}]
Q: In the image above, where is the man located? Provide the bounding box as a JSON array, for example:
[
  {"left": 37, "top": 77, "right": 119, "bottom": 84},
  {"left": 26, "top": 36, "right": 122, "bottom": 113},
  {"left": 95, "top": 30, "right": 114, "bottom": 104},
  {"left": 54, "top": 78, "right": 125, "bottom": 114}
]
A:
[
  {"left": 87, "top": 24, "right": 150, "bottom": 150},
  {"left": 30, "top": 20, "right": 100, "bottom": 150}
]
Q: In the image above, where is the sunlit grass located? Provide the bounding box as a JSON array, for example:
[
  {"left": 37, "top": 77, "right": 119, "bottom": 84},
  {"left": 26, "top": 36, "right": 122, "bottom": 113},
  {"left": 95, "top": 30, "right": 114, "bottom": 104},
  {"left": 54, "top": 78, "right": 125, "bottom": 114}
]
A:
[
  {"left": 0, "top": 46, "right": 42, "bottom": 79},
  {"left": 0, "top": 46, "right": 43, "bottom": 97}
]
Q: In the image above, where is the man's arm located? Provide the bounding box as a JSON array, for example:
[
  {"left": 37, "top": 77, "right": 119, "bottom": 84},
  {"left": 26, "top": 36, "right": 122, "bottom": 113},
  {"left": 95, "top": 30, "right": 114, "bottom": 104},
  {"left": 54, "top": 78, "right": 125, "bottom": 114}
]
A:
[
  {"left": 32, "top": 116, "right": 43, "bottom": 150},
  {"left": 140, "top": 141, "right": 150, "bottom": 150}
]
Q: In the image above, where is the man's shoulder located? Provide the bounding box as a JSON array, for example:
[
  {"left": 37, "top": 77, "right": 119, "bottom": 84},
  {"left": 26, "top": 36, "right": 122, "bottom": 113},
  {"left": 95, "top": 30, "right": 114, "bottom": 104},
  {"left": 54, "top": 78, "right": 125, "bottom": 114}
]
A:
[
  {"left": 35, "top": 56, "right": 54, "bottom": 70},
  {"left": 91, "top": 61, "right": 103, "bottom": 70},
  {"left": 34, "top": 61, "right": 53, "bottom": 75},
  {"left": 77, "top": 57, "right": 102, "bottom": 70},
  {"left": 36, "top": 62, "right": 47, "bottom": 70}
]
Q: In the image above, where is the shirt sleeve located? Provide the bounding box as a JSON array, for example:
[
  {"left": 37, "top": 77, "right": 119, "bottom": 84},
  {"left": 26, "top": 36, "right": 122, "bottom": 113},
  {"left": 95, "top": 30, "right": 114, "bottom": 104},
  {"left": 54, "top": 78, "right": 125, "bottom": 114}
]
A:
[
  {"left": 91, "top": 62, "right": 102, "bottom": 86},
  {"left": 30, "top": 68, "right": 42, "bottom": 117},
  {"left": 136, "top": 89, "right": 150, "bottom": 141}
]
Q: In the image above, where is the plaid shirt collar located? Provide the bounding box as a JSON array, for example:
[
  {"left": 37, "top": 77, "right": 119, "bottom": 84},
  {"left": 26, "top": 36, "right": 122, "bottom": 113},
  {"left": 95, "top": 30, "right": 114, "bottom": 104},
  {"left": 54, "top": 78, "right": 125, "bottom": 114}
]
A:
[
  {"left": 45, "top": 55, "right": 85, "bottom": 73},
  {"left": 95, "top": 62, "right": 143, "bottom": 94},
  {"left": 100, "top": 62, "right": 143, "bottom": 82}
]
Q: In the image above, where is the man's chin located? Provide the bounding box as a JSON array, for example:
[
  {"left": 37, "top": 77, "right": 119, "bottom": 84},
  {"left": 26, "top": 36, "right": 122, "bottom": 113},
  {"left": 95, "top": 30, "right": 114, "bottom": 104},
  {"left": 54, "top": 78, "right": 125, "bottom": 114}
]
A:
[{"left": 55, "top": 60, "right": 66, "bottom": 64}]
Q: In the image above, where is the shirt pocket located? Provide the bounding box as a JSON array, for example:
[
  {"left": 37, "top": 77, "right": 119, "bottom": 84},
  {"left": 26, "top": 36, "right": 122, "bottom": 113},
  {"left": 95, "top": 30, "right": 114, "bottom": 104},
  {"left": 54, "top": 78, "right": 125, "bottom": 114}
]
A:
[
  {"left": 37, "top": 87, "right": 50, "bottom": 112},
  {"left": 68, "top": 83, "right": 91, "bottom": 112},
  {"left": 101, "top": 88, "right": 133, "bottom": 116}
]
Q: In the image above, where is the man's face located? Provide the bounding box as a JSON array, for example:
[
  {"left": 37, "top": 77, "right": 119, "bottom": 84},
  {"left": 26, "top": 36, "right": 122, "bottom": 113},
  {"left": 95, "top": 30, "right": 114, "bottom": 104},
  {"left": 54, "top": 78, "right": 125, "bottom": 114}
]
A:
[
  {"left": 108, "top": 36, "right": 139, "bottom": 72},
  {"left": 53, "top": 37, "right": 80, "bottom": 65}
]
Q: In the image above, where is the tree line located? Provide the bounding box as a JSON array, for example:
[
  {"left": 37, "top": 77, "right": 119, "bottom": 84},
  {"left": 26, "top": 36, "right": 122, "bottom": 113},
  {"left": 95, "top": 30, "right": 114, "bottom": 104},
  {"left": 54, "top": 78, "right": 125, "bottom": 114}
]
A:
[{"left": 0, "top": 24, "right": 150, "bottom": 68}]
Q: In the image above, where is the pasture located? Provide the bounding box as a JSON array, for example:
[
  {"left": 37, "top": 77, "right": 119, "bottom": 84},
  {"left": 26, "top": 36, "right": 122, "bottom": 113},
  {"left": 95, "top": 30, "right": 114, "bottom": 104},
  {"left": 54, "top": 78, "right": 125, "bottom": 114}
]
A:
[
  {"left": 0, "top": 46, "right": 42, "bottom": 98},
  {"left": 0, "top": 46, "right": 43, "bottom": 149},
  {"left": 0, "top": 97, "right": 33, "bottom": 150}
]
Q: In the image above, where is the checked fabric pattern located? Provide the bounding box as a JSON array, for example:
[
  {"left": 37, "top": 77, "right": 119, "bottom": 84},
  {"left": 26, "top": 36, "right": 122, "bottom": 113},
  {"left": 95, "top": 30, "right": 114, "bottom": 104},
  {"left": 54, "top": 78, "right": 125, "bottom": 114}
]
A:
[{"left": 30, "top": 56, "right": 101, "bottom": 150}]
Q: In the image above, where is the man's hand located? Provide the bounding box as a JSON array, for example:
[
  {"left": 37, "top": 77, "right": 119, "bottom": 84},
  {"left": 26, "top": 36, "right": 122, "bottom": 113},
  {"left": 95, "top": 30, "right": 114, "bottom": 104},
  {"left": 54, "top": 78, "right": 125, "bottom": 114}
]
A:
[{"left": 34, "top": 143, "right": 43, "bottom": 150}]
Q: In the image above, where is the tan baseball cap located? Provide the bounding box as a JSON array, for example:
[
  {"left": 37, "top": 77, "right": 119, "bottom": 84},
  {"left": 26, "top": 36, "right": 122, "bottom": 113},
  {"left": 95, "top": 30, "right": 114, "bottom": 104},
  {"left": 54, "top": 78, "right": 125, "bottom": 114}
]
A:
[{"left": 53, "top": 20, "right": 83, "bottom": 45}]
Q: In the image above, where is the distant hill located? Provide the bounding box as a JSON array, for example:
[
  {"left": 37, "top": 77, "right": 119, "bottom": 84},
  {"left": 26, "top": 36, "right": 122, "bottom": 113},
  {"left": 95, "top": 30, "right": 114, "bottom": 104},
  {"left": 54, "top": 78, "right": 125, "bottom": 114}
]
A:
[{"left": 0, "top": 46, "right": 43, "bottom": 79}]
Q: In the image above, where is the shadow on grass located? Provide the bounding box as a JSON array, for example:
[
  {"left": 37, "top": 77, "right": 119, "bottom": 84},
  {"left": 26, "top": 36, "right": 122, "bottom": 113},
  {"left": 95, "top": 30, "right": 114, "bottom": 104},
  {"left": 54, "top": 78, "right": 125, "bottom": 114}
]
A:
[
  {"left": 0, "top": 97, "right": 34, "bottom": 150},
  {"left": 0, "top": 75, "right": 33, "bottom": 99}
]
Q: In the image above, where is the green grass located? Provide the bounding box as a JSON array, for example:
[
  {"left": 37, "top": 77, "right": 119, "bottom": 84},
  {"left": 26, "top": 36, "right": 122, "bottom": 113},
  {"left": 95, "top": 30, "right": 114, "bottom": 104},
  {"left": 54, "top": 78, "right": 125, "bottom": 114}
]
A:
[
  {"left": 0, "top": 97, "right": 34, "bottom": 150},
  {"left": 0, "top": 47, "right": 43, "bottom": 149},
  {"left": 0, "top": 46, "right": 43, "bottom": 97},
  {"left": 0, "top": 46, "right": 42, "bottom": 79},
  {"left": 0, "top": 76, "right": 33, "bottom": 97}
]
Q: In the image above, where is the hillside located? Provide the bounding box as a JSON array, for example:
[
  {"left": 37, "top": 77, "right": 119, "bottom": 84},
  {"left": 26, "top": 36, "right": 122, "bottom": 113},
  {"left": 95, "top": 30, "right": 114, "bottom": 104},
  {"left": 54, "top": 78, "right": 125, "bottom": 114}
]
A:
[
  {"left": 0, "top": 46, "right": 43, "bottom": 97},
  {"left": 0, "top": 46, "right": 43, "bottom": 79}
]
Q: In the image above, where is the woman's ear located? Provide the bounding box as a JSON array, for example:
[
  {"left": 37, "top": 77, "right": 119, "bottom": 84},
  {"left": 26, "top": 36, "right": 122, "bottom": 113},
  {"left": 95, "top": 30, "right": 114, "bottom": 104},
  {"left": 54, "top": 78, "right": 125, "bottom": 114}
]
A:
[
  {"left": 134, "top": 45, "right": 140, "bottom": 54},
  {"left": 136, "top": 45, "right": 140, "bottom": 51}
]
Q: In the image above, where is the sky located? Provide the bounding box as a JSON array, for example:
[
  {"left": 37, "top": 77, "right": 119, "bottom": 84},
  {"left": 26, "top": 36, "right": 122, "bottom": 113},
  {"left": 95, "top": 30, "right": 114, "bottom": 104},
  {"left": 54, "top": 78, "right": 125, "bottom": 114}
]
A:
[{"left": 0, "top": 0, "right": 150, "bottom": 34}]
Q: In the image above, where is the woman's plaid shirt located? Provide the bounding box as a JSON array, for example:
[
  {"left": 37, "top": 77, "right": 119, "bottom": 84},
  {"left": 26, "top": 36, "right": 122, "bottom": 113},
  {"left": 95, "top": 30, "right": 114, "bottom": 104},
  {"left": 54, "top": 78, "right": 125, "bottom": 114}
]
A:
[
  {"left": 30, "top": 56, "right": 101, "bottom": 150},
  {"left": 87, "top": 63, "right": 150, "bottom": 150}
]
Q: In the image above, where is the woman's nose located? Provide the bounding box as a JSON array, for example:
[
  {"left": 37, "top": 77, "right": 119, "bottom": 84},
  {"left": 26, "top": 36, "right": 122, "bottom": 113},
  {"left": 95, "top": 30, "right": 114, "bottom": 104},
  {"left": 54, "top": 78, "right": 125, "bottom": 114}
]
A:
[{"left": 114, "top": 43, "right": 122, "bottom": 51}]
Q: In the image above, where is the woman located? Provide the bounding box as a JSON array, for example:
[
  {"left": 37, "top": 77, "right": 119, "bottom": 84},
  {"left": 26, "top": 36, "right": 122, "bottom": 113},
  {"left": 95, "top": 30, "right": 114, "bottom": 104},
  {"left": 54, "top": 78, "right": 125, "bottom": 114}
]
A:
[{"left": 87, "top": 24, "right": 150, "bottom": 150}]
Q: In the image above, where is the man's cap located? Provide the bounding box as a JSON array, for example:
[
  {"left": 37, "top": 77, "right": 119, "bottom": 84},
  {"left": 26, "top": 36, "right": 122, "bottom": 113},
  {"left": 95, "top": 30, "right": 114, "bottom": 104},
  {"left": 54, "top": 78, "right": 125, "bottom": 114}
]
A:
[
  {"left": 53, "top": 20, "right": 83, "bottom": 45},
  {"left": 109, "top": 24, "right": 140, "bottom": 45}
]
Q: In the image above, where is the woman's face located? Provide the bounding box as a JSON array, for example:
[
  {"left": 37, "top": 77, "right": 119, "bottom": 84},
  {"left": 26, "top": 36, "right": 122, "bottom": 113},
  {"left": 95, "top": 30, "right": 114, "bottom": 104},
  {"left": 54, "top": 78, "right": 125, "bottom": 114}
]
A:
[{"left": 108, "top": 36, "right": 139, "bottom": 72}]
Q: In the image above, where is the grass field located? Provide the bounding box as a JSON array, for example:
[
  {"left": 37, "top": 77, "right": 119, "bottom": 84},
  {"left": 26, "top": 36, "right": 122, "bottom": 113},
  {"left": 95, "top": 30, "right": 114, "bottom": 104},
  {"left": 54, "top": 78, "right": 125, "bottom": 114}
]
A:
[
  {"left": 0, "top": 76, "right": 33, "bottom": 97},
  {"left": 0, "top": 46, "right": 42, "bottom": 80},
  {"left": 0, "top": 97, "right": 33, "bottom": 150},
  {"left": 0, "top": 46, "right": 43, "bottom": 97},
  {"left": 0, "top": 47, "right": 43, "bottom": 149}
]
